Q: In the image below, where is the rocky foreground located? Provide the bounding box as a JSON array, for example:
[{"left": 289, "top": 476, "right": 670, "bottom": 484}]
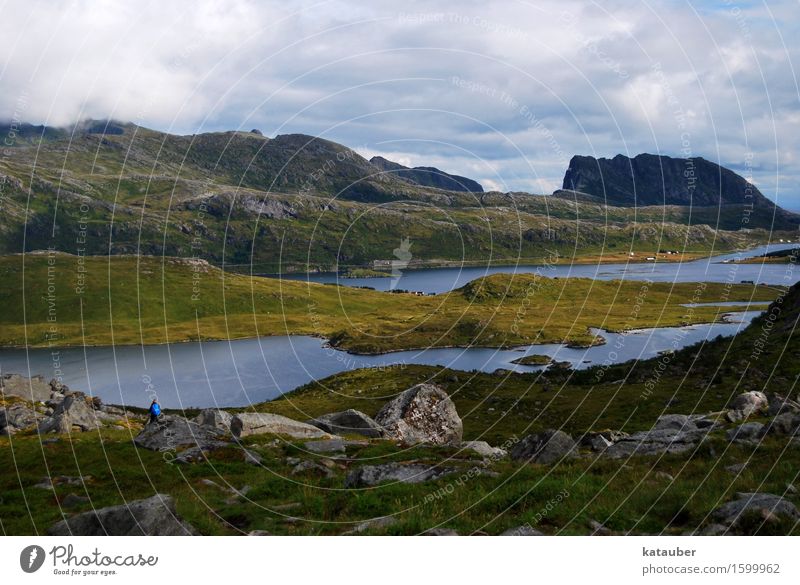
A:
[{"left": 2, "top": 373, "right": 799, "bottom": 536}]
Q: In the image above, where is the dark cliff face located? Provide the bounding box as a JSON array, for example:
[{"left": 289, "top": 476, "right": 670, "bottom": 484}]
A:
[
  {"left": 370, "top": 156, "right": 483, "bottom": 193},
  {"left": 564, "top": 153, "right": 768, "bottom": 206}
]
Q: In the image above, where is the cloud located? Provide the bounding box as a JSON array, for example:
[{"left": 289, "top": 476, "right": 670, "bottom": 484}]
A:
[{"left": 1, "top": 0, "right": 798, "bottom": 209}]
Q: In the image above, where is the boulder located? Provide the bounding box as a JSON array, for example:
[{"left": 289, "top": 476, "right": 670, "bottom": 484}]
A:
[
  {"left": 767, "top": 393, "right": 800, "bottom": 417},
  {"left": 764, "top": 412, "right": 800, "bottom": 436},
  {"left": 580, "top": 429, "right": 629, "bottom": 452},
  {"left": 344, "top": 463, "right": 457, "bottom": 488},
  {"left": 509, "top": 430, "right": 576, "bottom": 465},
  {"left": 423, "top": 528, "right": 459, "bottom": 536},
  {"left": 48, "top": 494, "right": 197, "bottom": 535},
  {"left": 307, "top": 409, "right": 384, "bottom": 438},
  {"left": 461, "top": 440, "right": 507, "bottom": 459},
  {"left": 343, "top": 516, "right": 397, "bottom": 535},
  {"left": 0, "top": 374, "right": 52, "bottom": 402},
  {"left": 38, "top": 394, "right": 101, "bottom": 434},
  {"left": 730, "top": 391, "right": 768, "bottom": 416},
  {"left": 726, "top": 422, "right": 765, "bottom": 444},
  {"left": 194, "top": 409, "right": 233, "bottom": 433},
  {"left": 133, "top": 415, "right": 226, "bottom": 451},
  {"left": 230, "top": 413, "right": 333, "bottom": 440},
  {"left": 0, "top": 403, "right": 45, "bottom": 435},
  {"left": 711, "top": 492, "right": 800, "bottom": 531},
  {"left": 303, "top": 439, "right": 347, "bottom": 455},
  {"left": 603, "top": 427, "right": 708, "bottom": 459},
  {"left": 374, "top": 384, "right": 462, "bottom": 446},
  {"left": 653, "top": 414, "right": 696, "bottom": 431}
]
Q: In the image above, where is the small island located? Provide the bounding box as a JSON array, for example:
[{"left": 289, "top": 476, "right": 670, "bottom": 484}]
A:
[{"left": 511, "top": 354, "right": 554, "bottom": 366}]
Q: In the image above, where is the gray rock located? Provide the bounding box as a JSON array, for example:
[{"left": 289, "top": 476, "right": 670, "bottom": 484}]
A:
[
  {"left": 768, "top": 393, "right": 800, "bottom": 417},
  {"left": 580, "top": 430, "right": 629, "bottom": 452},
  {"left": 38, "top": 394, "right": 101, "bottom": 434},
  {"left": 0, "top": 403, "right": 45, "bottom": 434},
  {"left": 194, "top": 409, "right": 233, "bottom": 433},
  {"left": 654, "top": 414, "right": 696, "bottom": 431},
  {"left": 726, "top": 422, "right": 765, "bottom": 444},
  {"left": 133, "top": 415, "right": 227, "bottom": 452},
  {"left": 344, "top": 516, "right": 397, "bottom": 534},
  {"left": 374, "top": 383, "right": 462, "bottom": 446},
  {"left": 500, "top": 525, "right": 544, "bottom": 536},
  {"left": 764, "top": 412, "right": 800, "bottom": 436},
  {"left": 291, "top": 460, "right": 335, "bottom": 478},
  {"left": 730, "top": 391, "right": 768, "bottom": 416},
  {"left": 725, "top": 463, "right": 747, "bottom": 474},
  {"left": 303, "top": 439, "right": 347, "bottom": 455},
  {"left": 711, "top": 492, "right": 800, "bottom": 530},
  {"left": 307, "top": 409, "right": 384, "bottom": 438},
  {"left": 1, "top": 374, "right": 52, "bottom": 402},
  {"left": 230, "top": 413, "right": 334, "bottom": 440},
  {"left": 243, "top": 449, "right": 263, "bottom": 465},
  {"left": 345, "top": 463, "right": 457, "bottom": 487},
  {"left": 172, "top": 443, "right": 228, "bottom": 464},
  {"left": 461, "top": 440, "right": 507, "bottom": 459},
  {"left": 510, "top": 430, "right": 576, "bottom": 464},
  {"left": 589, "top": 519, "right": 613, "bottom": 535},
  {"left": 603, "top": 427, "right": 708, "bottom": 459},
  {"left": 48, "top": 494, "right": 197, "bottom": 535}
]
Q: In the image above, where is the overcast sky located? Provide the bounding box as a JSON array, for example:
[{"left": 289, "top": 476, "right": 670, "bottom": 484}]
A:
[{"left": 2, "top": 0, "right": 799, "bottom": 210}]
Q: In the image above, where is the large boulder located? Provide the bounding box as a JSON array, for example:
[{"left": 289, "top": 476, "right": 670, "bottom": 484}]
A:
[
  {"left": 38, "top": 394, "right": 101, "bottom": 434},
  {"left": 344, "top": 463, "right": 457, "bottom": 488},
  {"left": 461, "top": 440, "right": 507, "bottom": 459},
  {"left": 1, "top": 374, "right": 52, "bottom": 402},
  {"left": 730, "top": 391, "right": 768, "bottom": 416},
  {"left": 726, "top": 422, "right": 765, "bottom": 444},
  {"left": 374, "top": 384, "right": 462, "bottom": 446},
  {"left": 48, "top": 494, "right": 197, "bottom": 535},
  {"left": 710, "top": 492, "right": 800, "bottom": 533},
  {"left": 0, "top": 403, "right": 45, "bottom": 435},
  {"left": 230, "top": 413, "right": 333, "bottom": 440},
  {"left": 133, "top": 415, "right": 227, "bottom": 451},
  {"left": 603, "top": 427, "right": 708, "bottom": 459},
  {"left": 510, "top": 430, "right": 576, "bottom": 464},
  {"left": 194, "top": 409, "right": 233, "bottom": 433},
  {"left": 308, "top": 409, "right": 384, "bottom": 438}
]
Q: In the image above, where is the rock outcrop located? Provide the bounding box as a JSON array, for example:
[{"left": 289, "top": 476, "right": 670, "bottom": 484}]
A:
[
  {"left": 509, "top": 430, "right": 576, "bottom": 464},
  {"left": 230, "top": 412, "right": 334, "bottom": 440},
  {"left": 133, "top": 415, "right": 227, "bottom": 451},
  {"left": 0, "top": 374, "right": 52, "bottom": 402},
  {"left": 708, "top": 492, "right": 800, "bottom": 534},
  {"left": 307, "top": 409, "right": 384, "bottom": 438},
  {"left": 38, "top": 394, "right": 101, "bottom": 434},
  {"left": 0, "top": 403, "right": 45, "bottom": 435},
  {"left": 48, "top": 494, "right": 197, "bottom": 535},
  {"left": 560, "top": 153, "right": 799, "bottom": 230},
  {"left": 344, "top": 463, "right": 457, "bottom": 488},
  {"left": 195, "top": 409, "right": 233, "bottom": 433},
  {"left": 374, "top": 384, "right": 463, "bottom": 446}
]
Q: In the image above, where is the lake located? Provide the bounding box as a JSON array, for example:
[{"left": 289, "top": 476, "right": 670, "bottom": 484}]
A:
[
  {"left": 0, "top": 310, "right": 763, "bottom": 409},
  {"left": 278, "top": 243, "right": 799, "bottom": 293}
]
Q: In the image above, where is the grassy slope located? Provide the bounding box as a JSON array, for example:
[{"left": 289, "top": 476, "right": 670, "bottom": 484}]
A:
[
  {"left": 0, "top": 124, "right": 791, "bottom": 271},
  {"left": 0, "top": 254, "right": 781, "bottom": 352}
]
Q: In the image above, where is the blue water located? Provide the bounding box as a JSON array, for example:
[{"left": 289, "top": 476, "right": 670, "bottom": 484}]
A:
[
  {"left": 277, "top": 244, "right": 799, "bottom": 293},
  {"left": 0, "top": 311, "right": 762, "bottom": 409}
]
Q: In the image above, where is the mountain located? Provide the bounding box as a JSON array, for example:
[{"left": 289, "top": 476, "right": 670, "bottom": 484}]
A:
[
  {"left": 0, "top": 121, "right": 785, "bottom": 270},
  {"left": 561, "top": 153, "right": 799, "bottom": 230},
  {"left": 370, "top": 156, "right": 483, "bottom": 192}
]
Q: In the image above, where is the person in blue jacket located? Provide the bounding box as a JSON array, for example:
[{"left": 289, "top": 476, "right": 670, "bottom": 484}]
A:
[{"left": 148, "top": 399, "right": 162, "bottom": 425}]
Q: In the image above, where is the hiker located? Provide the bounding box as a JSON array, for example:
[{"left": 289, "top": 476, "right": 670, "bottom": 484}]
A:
[{"left": 148, "top": 399, "right": 162, "bottom": 424}]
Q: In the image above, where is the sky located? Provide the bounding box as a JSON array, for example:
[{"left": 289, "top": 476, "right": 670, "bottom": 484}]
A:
[{"left": 1, "top": 0, "right": 799, "bottom": 210}]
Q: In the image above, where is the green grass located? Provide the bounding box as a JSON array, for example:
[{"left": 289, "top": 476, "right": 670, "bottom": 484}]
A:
[
  {"left": 1, "top": 427, "right": 797, "bottom": 535},
  {"left": 0, "top": 254, "right": 783, "bottom": 352}
]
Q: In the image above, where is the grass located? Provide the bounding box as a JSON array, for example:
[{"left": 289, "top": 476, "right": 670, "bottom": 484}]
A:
[
  {"left": 0, "top": 253, "right": 783, "bottom": 352},
  {"left": 1, "top": 424, "right": 797, "bottom": 535},
  {"left": 510, "top": 354, "right": 553, "bottom": 366}
]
